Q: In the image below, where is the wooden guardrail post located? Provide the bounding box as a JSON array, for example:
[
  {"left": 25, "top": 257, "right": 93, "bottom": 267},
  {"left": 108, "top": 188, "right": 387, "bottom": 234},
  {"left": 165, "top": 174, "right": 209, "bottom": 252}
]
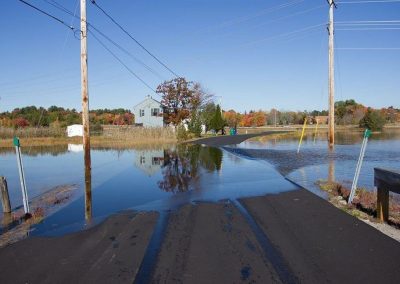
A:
[
  {"left": 0, "top": 176, "right": 11, "bottom": 213},
  {"left": 374, "top": 168, "right": 400, "bottom": 223}
]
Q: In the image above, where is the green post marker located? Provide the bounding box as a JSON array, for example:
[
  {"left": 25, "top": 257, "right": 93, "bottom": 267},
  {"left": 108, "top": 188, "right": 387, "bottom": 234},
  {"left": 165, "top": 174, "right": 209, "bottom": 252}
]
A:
[
  {"left": 13, "top": 136, "right": 30, "bottom": 214},
  {"left": 349, "top": 129, "right": 371, "bottom": 203},
  {"left": 13, "top": 136, "right": 20, "bottom": 147}
]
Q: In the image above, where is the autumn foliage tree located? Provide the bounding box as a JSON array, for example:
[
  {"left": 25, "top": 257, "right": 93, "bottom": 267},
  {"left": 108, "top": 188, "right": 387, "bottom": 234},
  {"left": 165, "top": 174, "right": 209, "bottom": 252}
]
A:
[
  {"left": 239, "top": 110, "right": 266, "bottom": 127},
  {"left": 224, "top": 110, "right": 241, "bottom": 129},
  {"left": 157, "top": 77, "right": 198, "bottom": 126}
]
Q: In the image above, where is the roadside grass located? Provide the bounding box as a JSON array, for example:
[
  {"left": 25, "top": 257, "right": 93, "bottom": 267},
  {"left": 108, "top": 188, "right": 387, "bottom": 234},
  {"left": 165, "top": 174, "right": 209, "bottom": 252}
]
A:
[{"left": 316, "top": 180, "right": 400, "bottom": 228}]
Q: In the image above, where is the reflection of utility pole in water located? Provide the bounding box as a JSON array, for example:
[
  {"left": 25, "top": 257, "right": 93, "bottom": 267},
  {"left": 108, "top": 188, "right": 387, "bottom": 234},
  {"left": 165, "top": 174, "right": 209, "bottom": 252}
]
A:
[
  {"left": 328, "top": 158, "right": 335, "bottom": 183},
  {"left": 84, "top": 150, "right": 92, "bottom": 222},
  {"left": 81, "top": 0, "right": 92, "bottom": 222}
]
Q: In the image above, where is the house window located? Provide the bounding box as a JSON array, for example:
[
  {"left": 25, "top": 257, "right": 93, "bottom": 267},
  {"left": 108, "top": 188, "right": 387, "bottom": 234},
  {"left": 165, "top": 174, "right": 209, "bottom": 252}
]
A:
[
  {"left": 152, "top": 157, "right": 161, "bottom": 165},
  {"left": 140, "top": 156, "right": 145, "bottom": 164},
  {"left": 140, "top": 109, "right": 145, "bottom": 117},
  {"left": 151, "top": 108, "right": 160, "bottom": 117}
]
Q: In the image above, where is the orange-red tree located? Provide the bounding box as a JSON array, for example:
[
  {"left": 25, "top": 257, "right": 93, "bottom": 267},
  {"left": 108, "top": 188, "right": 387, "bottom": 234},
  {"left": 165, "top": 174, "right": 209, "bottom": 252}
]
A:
[
  {"left": 224, "top": 110, "right": 241, "bottom": 128},
  {"left": 157, "top": 77, "right": 198, "bottom": 126}
]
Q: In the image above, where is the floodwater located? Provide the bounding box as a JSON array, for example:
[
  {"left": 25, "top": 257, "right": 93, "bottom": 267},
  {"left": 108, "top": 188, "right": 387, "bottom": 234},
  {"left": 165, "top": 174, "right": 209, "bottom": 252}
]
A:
[
  {"left": 0, "top": 143, "right": 297, "bottom": 236},
  {"left": 230, "top": 130, "right": 400, "bottom": 197},
  {"left": 0, "top": 129, "right": 398, "bottom": 236}
]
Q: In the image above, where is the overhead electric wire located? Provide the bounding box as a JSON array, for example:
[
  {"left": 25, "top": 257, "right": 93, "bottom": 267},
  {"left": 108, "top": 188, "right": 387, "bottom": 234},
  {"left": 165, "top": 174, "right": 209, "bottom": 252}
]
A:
[
  {"left": 335, "top": 20, "right": 400, "bottom": 30},
  {"left": 336, "top": 47, "right": 400, "bottom": 50},
  {"left": 88, "top": 30, "right": 157, "bottom": 94},
  {"left": 218, "top": 0, "right": 304, "bottom": 28},
  {"left": 336, "top": 20, "right": 400, "bottom": 24},
  {"left": 337, "top": 27, "right": 400, "bottom": 30},
  {"left": 41, "top": 0, "right": 165, "bottom": 80},
  {"left": 242, "top": 23, "right": 326, "bottom": 47},
  {"left": 90, "top": 0, "right": 179, "bottom": 78},
  {"left": 254, "top": 4, "right": 325, "bottom": 28},
  {"left": 18, "top": 0, "right": 76, "bottom": 30},
  {"left": 88, "top": 25, "right": 165, "bottom": 80},
  {"left": 337, "top": 0, "right": 400, "bottom": 3},
  {"left": 43, "top": 0, "right": 74, "bottom": 15}
]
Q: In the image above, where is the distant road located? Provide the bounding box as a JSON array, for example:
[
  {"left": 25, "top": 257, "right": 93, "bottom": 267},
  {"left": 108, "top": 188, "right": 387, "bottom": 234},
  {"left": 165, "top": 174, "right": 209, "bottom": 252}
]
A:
[{"left": 191, "top": 131, "right": 291, "bottom": 147}]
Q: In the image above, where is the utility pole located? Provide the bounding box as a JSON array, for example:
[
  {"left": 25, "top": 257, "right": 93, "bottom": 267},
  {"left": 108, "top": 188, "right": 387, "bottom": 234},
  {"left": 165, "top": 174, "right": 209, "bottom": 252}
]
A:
[
  {"left": 81, "top": 0, "right": 92, "bottom": 221},
  {"left": 328, "top": 0, "right": 336, "bottom": 149},
  {"left": 81, "top": 0, "right": 90, "bottom": 158}
]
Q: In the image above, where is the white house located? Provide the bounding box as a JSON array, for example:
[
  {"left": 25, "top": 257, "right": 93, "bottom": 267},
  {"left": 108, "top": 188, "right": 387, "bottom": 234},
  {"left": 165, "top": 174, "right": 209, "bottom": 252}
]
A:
[
  {"left": 66, "top": 124, "right": 83, "bottom": 137},
  {"left": 133, "top": 96, "right": 165, "bottom": 127}
]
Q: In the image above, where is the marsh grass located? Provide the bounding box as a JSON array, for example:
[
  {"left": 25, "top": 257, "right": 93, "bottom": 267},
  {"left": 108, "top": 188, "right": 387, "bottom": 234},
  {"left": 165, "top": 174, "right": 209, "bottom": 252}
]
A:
[
  {"left": 0, "top": 126, "right": 177, "bottom": 148},
  {"left": 0, "top": 127, "right": 65, "bottom": 139}
]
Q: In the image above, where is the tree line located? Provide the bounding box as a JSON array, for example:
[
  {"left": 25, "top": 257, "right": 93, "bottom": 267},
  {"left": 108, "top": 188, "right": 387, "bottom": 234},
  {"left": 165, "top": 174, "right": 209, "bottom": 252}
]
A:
[
  {"left": 0, "top": 106, "right": 133, "bottom": 129},
  {"left": 1, "top": 79, "right": 399, "bottom": 133},
  {"left": 156, "top": 78, "right": 399, "bottom": 134}
]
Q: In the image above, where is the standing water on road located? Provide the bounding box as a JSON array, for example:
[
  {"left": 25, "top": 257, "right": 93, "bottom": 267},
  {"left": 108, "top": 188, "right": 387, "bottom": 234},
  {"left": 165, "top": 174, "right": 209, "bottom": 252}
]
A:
[
  {"left": 1, "top": 130, "right": 398, "bottom": 237},
  {"left": 0, "top": 144, "right": 297, "bottom": 236},
  {"left": 227, "top": 130, "right": 400, "bottom": 197}
]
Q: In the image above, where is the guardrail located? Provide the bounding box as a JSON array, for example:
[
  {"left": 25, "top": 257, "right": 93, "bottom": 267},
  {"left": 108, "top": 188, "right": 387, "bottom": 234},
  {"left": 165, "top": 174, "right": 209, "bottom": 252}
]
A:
[{"left": 374, "top": 168, "right": 400, "bottom": 222}]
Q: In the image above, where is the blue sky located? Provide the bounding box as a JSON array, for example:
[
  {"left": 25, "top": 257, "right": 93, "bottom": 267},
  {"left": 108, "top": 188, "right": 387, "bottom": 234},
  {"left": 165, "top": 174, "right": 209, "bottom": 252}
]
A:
[{"left": 1, "top": 0, "right": 399, "bottom": 112}]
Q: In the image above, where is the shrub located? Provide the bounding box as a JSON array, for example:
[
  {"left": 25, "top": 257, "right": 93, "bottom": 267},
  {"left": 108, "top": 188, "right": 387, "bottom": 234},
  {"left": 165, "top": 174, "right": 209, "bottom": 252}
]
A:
[
  {"left": 359, "top": 108, "right": 385, "bottom": 131},
  {"left": 188, "top": 111, "right": 202, "bottom": 137},
  {"left": 176, "top": 125, "right": 188, "bottom": 141}
]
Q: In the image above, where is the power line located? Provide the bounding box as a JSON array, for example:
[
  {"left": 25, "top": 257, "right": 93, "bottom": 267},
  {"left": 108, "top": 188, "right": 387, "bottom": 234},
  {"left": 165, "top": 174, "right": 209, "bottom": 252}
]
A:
[
  {"left": 41, "top": 0, "right": 165, "bottom": 80},
  {"left": 88, "top": 25, "right": 165, "bottom": 80},
  {"left": 43, "top": 0, "right": 74, "bottom": 14},
  {"left": 337, "top": 27, "right": 400, "bottom": 30},
  {"left": 88, "top": 30, "right": 157, "bottom": 94},
  {"left": 18, "top": 0, "right": 76, "bottom": 30},
  {"left": 336, "top": 20, "right": 400, "bottom": 24},
  {"left": 253, "top": 4, "right": 325, "bottom": 29},
  {"left": 90, "top": 0, "right": 179, "bottom": 78},
  {"left": 218, "top": 0, "right": 304, "bottom": 28},
  {"left": 337, "top": 0, "right": 400, "bottom": 3},
  {"left": 336, "top": 47, "right": 400, "bottom": 50},
  {"left": 242, "top": 23, "right": 326, "bottom": 47}
]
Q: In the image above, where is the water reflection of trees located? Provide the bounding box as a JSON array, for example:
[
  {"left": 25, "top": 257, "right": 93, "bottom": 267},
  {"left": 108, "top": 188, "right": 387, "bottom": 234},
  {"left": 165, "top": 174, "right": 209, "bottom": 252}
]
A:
[
  {"left": 158, "top": 145, "right": 223, "bottom": 193},
  {"left": 0, "top": 145, "right": 69, "bottom": 156},
  {"left": 0, "top": 145, "right": 141, "bottom": 157}
]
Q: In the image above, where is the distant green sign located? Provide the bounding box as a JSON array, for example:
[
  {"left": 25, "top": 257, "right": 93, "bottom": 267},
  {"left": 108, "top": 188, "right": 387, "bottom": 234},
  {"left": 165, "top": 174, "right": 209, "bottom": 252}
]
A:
[
  {"left": 13, "top": 136, "right": 20, "bottom": 147},
  {"left": 364, "top": 129, "right": 372, "bottom": 138}
]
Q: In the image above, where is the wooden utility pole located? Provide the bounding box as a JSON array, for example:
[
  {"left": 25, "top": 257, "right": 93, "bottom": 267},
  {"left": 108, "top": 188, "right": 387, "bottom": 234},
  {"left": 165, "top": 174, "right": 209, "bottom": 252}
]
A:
[
  {"left": 328, "top": 0, "right": 335, "bottom": 149},
  {"left": 81, "top": 0, "right": 90, "bottom": 158},
  {"left": 81, "top": 0, "right": 92, "bottom": 221}
]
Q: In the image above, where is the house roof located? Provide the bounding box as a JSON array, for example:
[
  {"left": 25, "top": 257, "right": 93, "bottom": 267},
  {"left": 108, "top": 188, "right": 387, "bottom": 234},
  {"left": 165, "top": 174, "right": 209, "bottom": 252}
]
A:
[{"left": 133, "top": 95, "right": 163, "bottom": 108}]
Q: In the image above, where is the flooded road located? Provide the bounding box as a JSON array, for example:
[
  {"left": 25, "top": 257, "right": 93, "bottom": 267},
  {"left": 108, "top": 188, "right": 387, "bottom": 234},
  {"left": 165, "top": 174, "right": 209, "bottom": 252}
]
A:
[
  {"left": 1, "top": 131, "right": 400, "bottom": 283},
  {"left": 0, "top": 143, "right": 297, "bottom": 235},
  {"left": 230, "top": 130, "right": 400, "bottom": 196},
  {"left": 0, "top": 129, "right": 398, "bottom": 236}
]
